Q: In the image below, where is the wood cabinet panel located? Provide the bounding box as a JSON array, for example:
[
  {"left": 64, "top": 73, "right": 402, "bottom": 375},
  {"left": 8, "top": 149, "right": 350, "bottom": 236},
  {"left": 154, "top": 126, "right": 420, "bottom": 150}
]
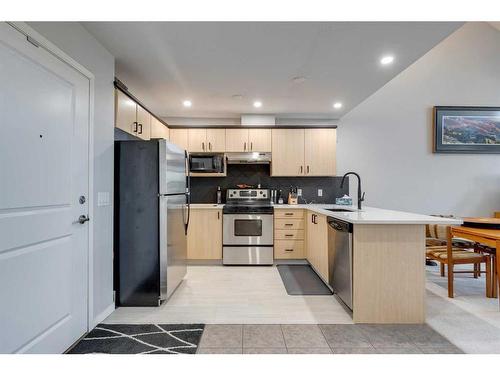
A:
[
  {"left": 136, "top": 105, "right": 151, "bottom": 140},
  {"left": 225, "top": 129, "right": 249, "bottom": 152},
  {"left": 274, "top": 209, "right": 304, "bottom": 219},
  {"left": 169, "top": 129, "right": 189, "bottom": 150},
  {"left": 150, "top": 117, "right": 169, "bottom": 139},
  {"left": 304, "top": 129, "right": 336, "bottom": 176},
  {"left": 187, "top": 208, "right": 222, "bottom": 260},
  {"left": 271, "top": 129, "right": 305, "bottom": 176},
  {"left": 275, "top": 229, "right": 304, "bottom": 240},
  {"left": 306, "top": 212, "right": 329, "bottom": 282},
  {"left": 248, "top": 128, "right": 271, "bottom": 152},
  {"left": 206, "top": 128, "right": 226, "bottom": 152},
  {"left": 115, "top": 89, "right": 137, "bottom": 135},
  {"left": 188, "top": 128, "right": 207, "bottom": 152},
  {"left": 274, "top": 240, "right": 305, "bottom": 259},
  {"left": 275, "top": 219, "right": 304, "bottom": 230}
]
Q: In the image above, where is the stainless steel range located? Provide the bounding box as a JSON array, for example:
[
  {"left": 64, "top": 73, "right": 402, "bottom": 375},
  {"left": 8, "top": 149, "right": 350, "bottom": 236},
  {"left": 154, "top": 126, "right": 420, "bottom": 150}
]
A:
[{"left": 223, "top": 188, "right": 274, "bottom": 265}]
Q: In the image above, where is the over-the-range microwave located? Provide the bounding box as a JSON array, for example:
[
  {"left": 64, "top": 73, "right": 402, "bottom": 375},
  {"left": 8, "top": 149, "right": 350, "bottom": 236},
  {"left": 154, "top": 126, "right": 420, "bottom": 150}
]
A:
[{"left": 189, "top": 153, "right": 225, "bottom": 174}]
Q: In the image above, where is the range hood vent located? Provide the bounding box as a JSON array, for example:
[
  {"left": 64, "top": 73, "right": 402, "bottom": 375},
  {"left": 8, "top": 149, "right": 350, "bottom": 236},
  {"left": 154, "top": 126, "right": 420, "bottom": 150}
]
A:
[{"left": 226, "top": 152, "right": 272, "bottom": 164}]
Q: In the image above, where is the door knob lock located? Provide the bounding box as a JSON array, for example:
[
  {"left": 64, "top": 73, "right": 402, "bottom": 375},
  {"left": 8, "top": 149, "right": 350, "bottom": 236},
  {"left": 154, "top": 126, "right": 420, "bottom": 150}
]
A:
[{"left": 78, "top": 215, "right": 90, "bottom": 224}]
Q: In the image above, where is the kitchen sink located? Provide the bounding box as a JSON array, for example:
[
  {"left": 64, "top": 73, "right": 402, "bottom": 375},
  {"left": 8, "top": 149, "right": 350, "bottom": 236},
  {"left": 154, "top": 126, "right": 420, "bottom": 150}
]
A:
[{"left": 325, "top": 208, "right": 354, "bottom": 212}]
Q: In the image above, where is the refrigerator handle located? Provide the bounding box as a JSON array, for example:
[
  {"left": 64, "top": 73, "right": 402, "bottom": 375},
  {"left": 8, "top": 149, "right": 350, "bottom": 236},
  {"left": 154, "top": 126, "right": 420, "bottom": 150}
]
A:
[{"left": 184, "top": 150, "right": 191, "bottom": 235}]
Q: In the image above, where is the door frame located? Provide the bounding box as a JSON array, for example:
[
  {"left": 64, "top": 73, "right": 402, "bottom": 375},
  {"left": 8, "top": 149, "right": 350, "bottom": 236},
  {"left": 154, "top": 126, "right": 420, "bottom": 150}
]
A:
[{"left": 5, "top": 22, "right": 97, "bottom": 332}]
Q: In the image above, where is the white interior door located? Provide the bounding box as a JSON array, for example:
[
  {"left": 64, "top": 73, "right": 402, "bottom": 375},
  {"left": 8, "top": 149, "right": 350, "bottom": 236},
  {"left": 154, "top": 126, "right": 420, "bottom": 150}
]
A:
[{"left": 0, "top": 23, "right": 90, "bottom": 353}]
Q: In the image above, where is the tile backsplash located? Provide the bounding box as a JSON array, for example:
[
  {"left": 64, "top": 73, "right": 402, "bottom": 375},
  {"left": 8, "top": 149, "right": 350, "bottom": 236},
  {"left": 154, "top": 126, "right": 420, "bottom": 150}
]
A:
[{"left": 190, "top": 164, "right": 348, "bottom": 204}]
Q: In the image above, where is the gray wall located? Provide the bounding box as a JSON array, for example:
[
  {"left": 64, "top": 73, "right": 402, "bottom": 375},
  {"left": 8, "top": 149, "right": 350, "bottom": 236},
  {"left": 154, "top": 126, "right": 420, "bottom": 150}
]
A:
[
  {"left": 28, "top": 22, "right": 115, "bottom": 325},
  {"left": 337, "top": 23, "right": 500, "bottom": 217}
]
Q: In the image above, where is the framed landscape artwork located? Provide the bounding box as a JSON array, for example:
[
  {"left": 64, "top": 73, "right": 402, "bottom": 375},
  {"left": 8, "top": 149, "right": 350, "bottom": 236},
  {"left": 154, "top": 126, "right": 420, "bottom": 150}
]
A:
[{"left": 434, "top": 106, "right": 500, "bottom": 153}]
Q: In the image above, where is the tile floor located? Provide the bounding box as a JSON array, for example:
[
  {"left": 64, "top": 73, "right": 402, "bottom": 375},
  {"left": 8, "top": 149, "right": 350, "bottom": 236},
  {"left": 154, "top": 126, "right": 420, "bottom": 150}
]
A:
[
  {"left": 105, "top": 264, "right": 500, "bottom": 354},
  {"left": 196, "top": 324, "right": 462, "bottom": 354},
  {"left": 106, "top": 266, "right": 352, "bottom": 324}
]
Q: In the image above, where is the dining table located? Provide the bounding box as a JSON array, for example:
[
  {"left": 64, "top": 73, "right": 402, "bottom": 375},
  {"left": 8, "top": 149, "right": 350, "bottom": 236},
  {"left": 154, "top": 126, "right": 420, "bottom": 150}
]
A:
[{"left": 451, "top": 223, "right": 500, "bottom": 305}]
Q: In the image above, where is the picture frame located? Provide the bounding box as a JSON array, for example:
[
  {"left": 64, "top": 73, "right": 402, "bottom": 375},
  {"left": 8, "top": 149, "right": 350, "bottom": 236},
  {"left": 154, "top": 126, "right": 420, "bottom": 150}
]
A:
[{"left": 433, "top": 106, "right": 500, "bottom": 153}]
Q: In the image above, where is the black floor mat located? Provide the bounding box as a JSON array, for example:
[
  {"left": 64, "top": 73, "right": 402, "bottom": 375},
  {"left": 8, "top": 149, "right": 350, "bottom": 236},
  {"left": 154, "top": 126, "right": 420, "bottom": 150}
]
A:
[
  {"left": 277, "top": 265, "right": 333, "bottom": 295},
  {"left": 67, "top": 324, "right": 204, "bottom": 354}
]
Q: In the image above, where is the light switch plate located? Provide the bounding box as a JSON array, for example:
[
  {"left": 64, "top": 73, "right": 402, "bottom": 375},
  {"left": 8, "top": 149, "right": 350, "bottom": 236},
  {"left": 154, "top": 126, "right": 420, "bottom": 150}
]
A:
[
  {"left": 297, "top": 188, "right": 302, "bottom": 196},
  {"left": 318, "top": 189, "right": 323, "bottom": 197},
  {"left": 98, "top": 191, "right": 110, "bottom": 207}
]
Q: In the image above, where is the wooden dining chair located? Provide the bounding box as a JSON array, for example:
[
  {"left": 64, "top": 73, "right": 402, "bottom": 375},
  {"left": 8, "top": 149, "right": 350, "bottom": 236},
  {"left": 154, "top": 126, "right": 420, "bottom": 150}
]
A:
[{"left": 443, "top": 226, "right": 492, "bottom": 298}]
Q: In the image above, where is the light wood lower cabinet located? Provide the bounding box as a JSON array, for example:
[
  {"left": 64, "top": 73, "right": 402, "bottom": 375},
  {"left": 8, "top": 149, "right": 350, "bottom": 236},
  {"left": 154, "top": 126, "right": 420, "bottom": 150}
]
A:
[
  {"left": 306, "top": 211, "right": 329, "bottom": 282},
  {"left": 274, "top": 211, "right": 305, "bottom": 259},
  {"left": 187, "top": 208, "right": 222, "bottom": 260}
]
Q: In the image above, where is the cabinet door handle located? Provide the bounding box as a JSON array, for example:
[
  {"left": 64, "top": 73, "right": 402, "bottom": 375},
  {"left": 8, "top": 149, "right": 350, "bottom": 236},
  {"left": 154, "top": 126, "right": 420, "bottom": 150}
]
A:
[
  {"left": 244, "top": 142, "right": 246, "bottom": 151},
  {"left": 217, "top": 211, "right": 220, "bottom": 220},
  {"left": 307, "top": 165, "right": 310, "bottom": 174},
  {"left": 138, "top": 124, "right": 143, "bottom": 134},
  {"left": 300, "top": 165, "right": 303, "bottom": 174},
  {"left": 284, "top": 223, "right": 293, "bottom": 226},
  {"left": 202, "top": 142, "right": 205, "bottom": 151},
  {"left": 285, "top": 234, "right": 294, "bottom": 237},
  {"left": 313, "top": 214, "right": 317, "bottom": 224},
  {"left": 285, "top": 213, "right": 293, "bottom": 216},
  {"left": 209, "top": 142, "right": 212, "bottom": 151},
  {"left": 133, "top": 121, "right": 138, "bottom": 132},
  {"left": 285, "top": 249, "right": 294, "bottom": 252},
  {"left": 250, "top": 142, "right": 253, "bottom": 150}
]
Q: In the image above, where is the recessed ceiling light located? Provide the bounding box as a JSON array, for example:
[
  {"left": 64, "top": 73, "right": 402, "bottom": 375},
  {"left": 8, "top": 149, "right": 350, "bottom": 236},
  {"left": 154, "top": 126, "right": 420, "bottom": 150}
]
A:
[
  {"left": 291, "top": 76, "right": 307, "bottom": 84},
  {"left": 333, "top": 102, "right": 343, "bottom": 109},
  {"left": 182, "top": 100, "right": 192, "bottom": 107},
  {"left": 253, "top": 100, "right": 262, "bottom": 108},
  {"left": 380, "top": 55, "right": 394, "bottom": 65}
]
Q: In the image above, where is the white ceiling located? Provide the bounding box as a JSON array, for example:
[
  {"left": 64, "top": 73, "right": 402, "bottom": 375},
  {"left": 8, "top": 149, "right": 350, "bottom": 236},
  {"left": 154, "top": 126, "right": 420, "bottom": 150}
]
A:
[{"left": 83, "top": 22, "right": 462, "bottom": 119}]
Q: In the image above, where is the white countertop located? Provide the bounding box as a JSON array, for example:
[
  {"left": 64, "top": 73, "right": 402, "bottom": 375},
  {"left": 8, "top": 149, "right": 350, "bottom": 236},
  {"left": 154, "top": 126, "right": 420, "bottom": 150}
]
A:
[{"left": 191, "top": 203, "right": 462, "bottom": 225}]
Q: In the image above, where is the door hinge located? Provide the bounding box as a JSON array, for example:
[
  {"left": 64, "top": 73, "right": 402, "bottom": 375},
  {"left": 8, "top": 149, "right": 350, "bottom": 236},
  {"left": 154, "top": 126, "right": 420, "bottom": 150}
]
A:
[{"left": 26, "top": 35, "right": 40, "bottom": 48}]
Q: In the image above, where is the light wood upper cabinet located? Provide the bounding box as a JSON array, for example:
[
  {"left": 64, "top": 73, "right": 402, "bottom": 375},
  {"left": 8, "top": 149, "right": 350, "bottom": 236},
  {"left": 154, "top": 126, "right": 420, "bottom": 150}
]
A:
[
  {"left": 188, "top": 129, "right": 207, "bottom": 152},
  {"left": 115, "top": 89, "right": 138, "bottom": 135},
  {"left": 271, "top": 129, "right": 305, "bottom": 176},
  {"left": 150, "top": 117, "right": 169, "bottom": 139},
  {"left": 115, "top": 89, "right": 151, "bottom": 140},
  {"left": 187, "top": 208, "right": 222, "bottom": 260},
  {"left": 188, "top": 128, "right": 226, "bottom": 152},
  {"left": 206, "top": 128, "right": 226, "bottom": 152},
  {"left": 306, "top": 212, "right": 329, "bottom": 282},
  {"left": 169, "top": 129, "right": 189, "bottom": 150},
  {"left": 304, "top": 129, "right": 336, "bottom": 176},
  {"left": 248, "top": 129, "right": 272, "bottom": 152},
  {"left": 225, "top": 129, "right": 249, "bottom": 152}
]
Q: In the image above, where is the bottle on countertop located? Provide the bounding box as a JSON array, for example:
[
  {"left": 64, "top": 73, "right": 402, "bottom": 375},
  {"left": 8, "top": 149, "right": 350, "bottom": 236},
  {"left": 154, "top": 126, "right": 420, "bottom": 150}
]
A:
[{"left": 216, "top": 186, "right": 222, "bottom": 204}]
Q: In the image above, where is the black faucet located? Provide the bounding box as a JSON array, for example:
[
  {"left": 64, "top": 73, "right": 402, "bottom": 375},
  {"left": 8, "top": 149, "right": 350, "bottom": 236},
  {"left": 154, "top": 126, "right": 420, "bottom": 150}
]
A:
[{"left": 340, "top": 172, "right": 365, "bottom": 210}]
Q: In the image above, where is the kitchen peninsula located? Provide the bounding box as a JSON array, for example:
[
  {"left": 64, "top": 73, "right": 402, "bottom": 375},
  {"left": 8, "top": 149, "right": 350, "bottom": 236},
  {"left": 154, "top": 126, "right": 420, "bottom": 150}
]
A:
[{"left": 188, "top": 203, "right": 461, "bottom": 324}]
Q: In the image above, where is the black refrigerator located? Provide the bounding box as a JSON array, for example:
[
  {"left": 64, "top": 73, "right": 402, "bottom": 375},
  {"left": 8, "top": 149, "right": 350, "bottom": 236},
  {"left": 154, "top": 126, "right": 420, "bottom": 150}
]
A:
[{"left": 114, "top": 139, "right": 190, "bottom": 306}]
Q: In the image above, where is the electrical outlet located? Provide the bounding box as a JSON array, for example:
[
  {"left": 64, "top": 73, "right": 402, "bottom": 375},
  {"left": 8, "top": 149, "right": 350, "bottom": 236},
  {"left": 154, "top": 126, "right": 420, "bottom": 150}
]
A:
[
  {"left": 297, "top": 188, "right": 302, "bottom": 196},
  {"left": 318, "top": 189, "right": 323, "bottom": 197}
]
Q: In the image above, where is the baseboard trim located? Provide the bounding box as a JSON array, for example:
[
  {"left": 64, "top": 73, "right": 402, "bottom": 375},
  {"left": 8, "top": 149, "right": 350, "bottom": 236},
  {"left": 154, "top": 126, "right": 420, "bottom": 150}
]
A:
[{"left": 91, "top": 302, "right": 115, "bottom": 330}]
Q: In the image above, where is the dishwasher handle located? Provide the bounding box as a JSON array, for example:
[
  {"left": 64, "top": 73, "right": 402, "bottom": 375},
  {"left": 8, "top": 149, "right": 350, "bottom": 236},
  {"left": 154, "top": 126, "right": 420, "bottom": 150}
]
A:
[{"left": 327, "top": 217, "right": 353, "bottom": 233}]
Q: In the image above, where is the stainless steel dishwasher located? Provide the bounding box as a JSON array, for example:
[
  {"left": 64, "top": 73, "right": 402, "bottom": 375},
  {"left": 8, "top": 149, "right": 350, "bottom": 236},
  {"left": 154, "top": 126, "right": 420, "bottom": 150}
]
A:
[{"left": 327, "top": 217, "right": 354, "bottom": 311}]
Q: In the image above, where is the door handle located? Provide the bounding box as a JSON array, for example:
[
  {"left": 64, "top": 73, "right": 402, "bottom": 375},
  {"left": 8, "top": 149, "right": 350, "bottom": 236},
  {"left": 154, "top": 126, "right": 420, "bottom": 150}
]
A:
[
  {"left": 77, "top": 215, "right": 90, "bottom": 224},
  {"left": 209, "top": 142, "right": 212, "bottom": 151},
  {"left": 138, "top": 124, "right": 143, "bottom": 134},
  {"left": 307, "top": 165, "right": 310, "bottom": 174},
  {"left": 250, "top": 142, "right": 253, "bottom": 150},
  {"left": 244, "top": 142, "right": 247, "bottom": 151},
  {"left": 133, "top": 122, "right": 138, "bottom": 133},
  {"left": 300, "top": 165, "right": 303, "bottom": 174},
  {"left": 202, "top": 142, "right": 205, "bottom": 151}
]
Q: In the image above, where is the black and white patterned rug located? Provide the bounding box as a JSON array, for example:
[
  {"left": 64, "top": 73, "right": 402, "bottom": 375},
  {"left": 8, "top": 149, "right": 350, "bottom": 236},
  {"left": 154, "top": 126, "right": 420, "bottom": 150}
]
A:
[{"left": 67, "top": 324, "right": 205, "bottom": 354}]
